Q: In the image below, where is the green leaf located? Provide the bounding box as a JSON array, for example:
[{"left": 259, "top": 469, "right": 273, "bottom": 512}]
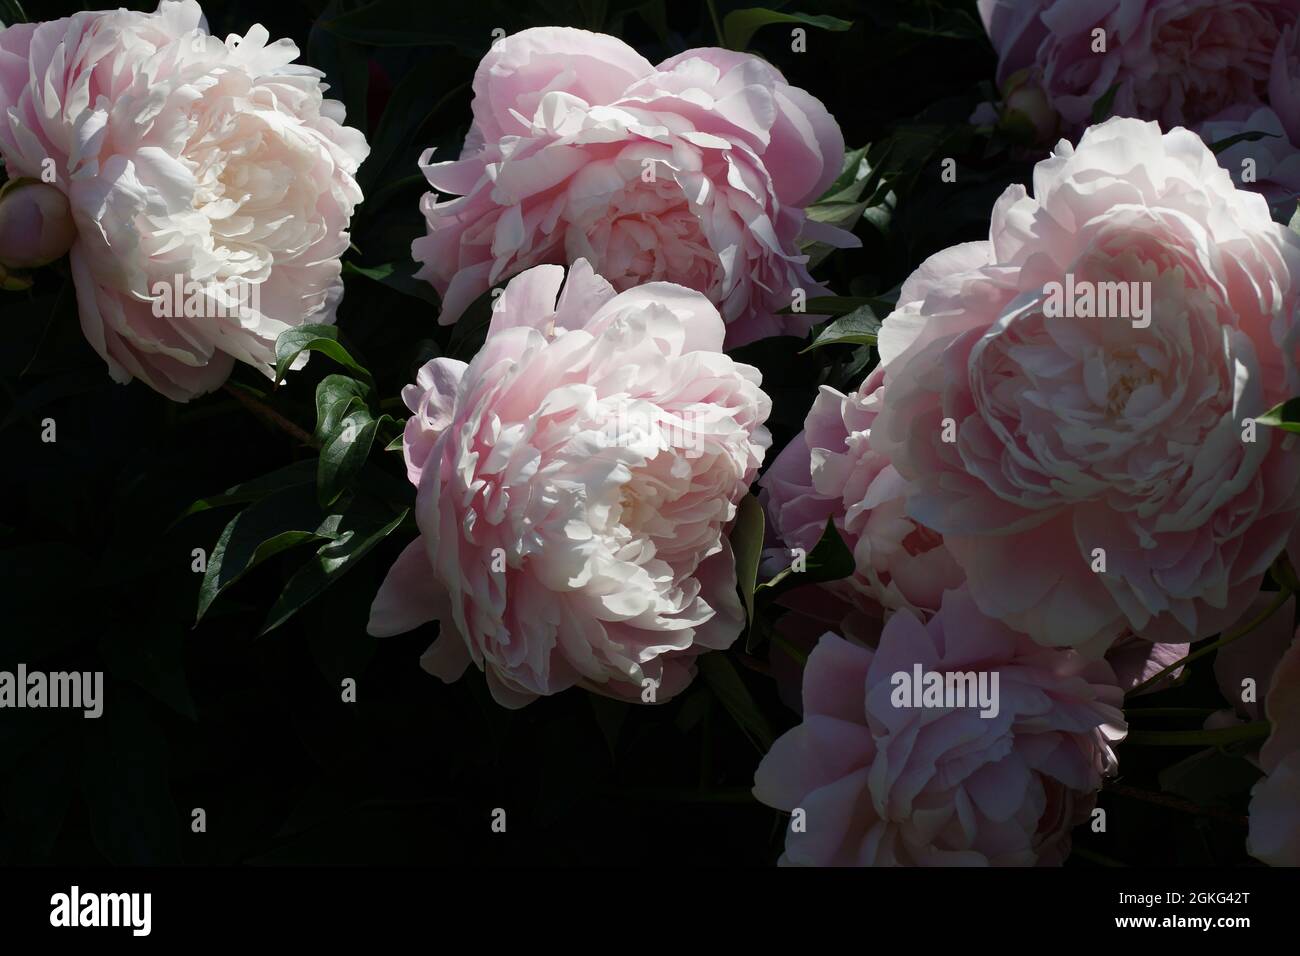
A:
[
  {"left": 1208, "top": 130, "right": 1280, "bottom": 155},
  {"left": 698, "top": 653, "right": 774, "bottom": 752},
  {"left": 1289, "top": 203, "right": 1300, "bottom": 236},
  {"left": 744, "top": 518, "right": 854, "bottom": 654},
  {"left": 197, "top": 486, "right": 341, "bottom": 622},
  {"left": 261, "top": 504, "right": 409, "bottom": 635},
  {"left": 818, "top": 145, "right": 870, "bottom": 203},
  {"left": 895, "top": 7, "right": 983, "bottom": 40},
  {"left": 313, "top": 374, "right": 393, "bottom": 507},
  {"left": 799, "top": 146, "right": 894, "bottom": 266},
  {"left": 315, "top": 374, "right": 371, "bottom": 439},
  {"left": 343, "top": 260, "right": 440, "bottom": 305},
  {"left": 0, "top": 0, "right": 28, "bottom": 24},
  {"left": 172, "top": 460, "right": 319, "bottom": 527},
  {"left": 860, "top": 189, "right": 897, "bottom": 234},
  {"left": 274, "top": 324, "right": 372, "bottom": 385},
  {"left": 865, "top": 123, "right": 974, "bottom": 200},
  {"left": 801, "top": 305, "right": 881, "bottom": 351},
  {"left": 756, "top": 518, "right": 855, "bottom": 599},
  {"left": 723, "top": 8, "right": 851, "bottom": 52},
  {"left": 318, "top": 411, "right": 389, "bottom": 508},
  {"left": 1091, "top": 83, "right": 1120, "bottom": 124},
  {"left": 805, "top": 199, "right": 870, "bottom": 228},
  {"left": 1256, "top": 397, "right": 1300, "bottom": 433},
  {"left": 834, "top": 343, "right": 875, "bottom": 391},
  {"left": 729, "top": 494, "right": 765, "bottom": 630}
]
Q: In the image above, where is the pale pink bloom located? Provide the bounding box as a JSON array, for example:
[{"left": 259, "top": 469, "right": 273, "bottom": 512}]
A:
[
  {"left": 761, "top": 366, "right": 964, "bottom": 619},
  {"left": 1249, "top": 750, "right": 1300, "bottom": 865},
  {"left": 753, "top": 588, "right": 1126, "bottom": 866},
  {"left": 412, "top": 27, "right": 857, "bottom": 348},
  {"left": 1206, "top": 593, "right": 1300, "bottom": 864},
  {"left": 1249, "top": 621, "right": 1300, "bottom": 865},
  {"left": 978, "top": 0, "right": 1299, "bottom": 132},
  {"left": 368, "top": 260, "right": 771, "bottom": 708},
  {"left": 873, "top": 117, "right": 1300, "bottom": 653},
  {"left": 0, "top": 1, "right": 368, "bottom": 400}
]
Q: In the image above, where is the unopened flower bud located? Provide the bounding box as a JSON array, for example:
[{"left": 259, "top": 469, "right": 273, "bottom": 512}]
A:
[{"left": 0, "top": 180, "right": 76, "bottom": 269}]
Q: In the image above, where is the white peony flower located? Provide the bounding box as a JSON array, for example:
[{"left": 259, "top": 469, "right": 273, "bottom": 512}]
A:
[{"left": 0, "top": 1, "right": 369, "bottom": 399}]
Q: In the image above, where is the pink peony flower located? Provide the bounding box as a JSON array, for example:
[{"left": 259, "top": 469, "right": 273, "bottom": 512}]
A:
[
  {"left": 873, "top": 117, "right": 1300, "bottom": 652},
  {"left": 411, "top": 27, "right": 857, "bottom": 348},
  {"left": 367, "top": 259, "right": 771, "bottom": 708},
  {"left": 1248, "top": 622, "right": 1300, "bottom": 865},
  {"left": 1208, "top": 594, "right": 1300, "bottom": 865},
  {"left": 978, "top": 0, "right": 1300, "bottom": 132},
  {"left": 760, "top": 366, "right": 965, "bottom": 618},
  {"left": 753, "top": 588, "right": 1126, "bottom": 866},
  {"left": 0, "top": 1, "right": 369, "bottom": 400},
  {"left": 1250, "top": 750, "right": 1300, "bottom": 865}
]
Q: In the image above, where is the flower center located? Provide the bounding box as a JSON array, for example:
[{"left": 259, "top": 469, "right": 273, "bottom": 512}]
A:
[
  {"left": 580, "top": 178, "right": 720, "bottom": 294},
  {"left": 1103, "top": 348, "right": 1162, "bottom": 416}
]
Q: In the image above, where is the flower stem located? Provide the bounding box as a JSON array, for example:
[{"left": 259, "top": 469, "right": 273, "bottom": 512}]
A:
[
  {"left": 222, "top": 383, "right": 317, "bottom": 448},
  {"left": 771, "top": 632, "right": 809, "bottom": 666}
]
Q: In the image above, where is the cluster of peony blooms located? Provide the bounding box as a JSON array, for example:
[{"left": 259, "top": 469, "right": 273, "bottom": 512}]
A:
[
  {"left": 978, "top": 0, "right": 1300, "bottom": 203},
  {"left": 758, "top": 116, "right": 1300, "bottom": 866},
  {"left": 4, "top": 6, "right": 1299, "bottom": 868}
]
